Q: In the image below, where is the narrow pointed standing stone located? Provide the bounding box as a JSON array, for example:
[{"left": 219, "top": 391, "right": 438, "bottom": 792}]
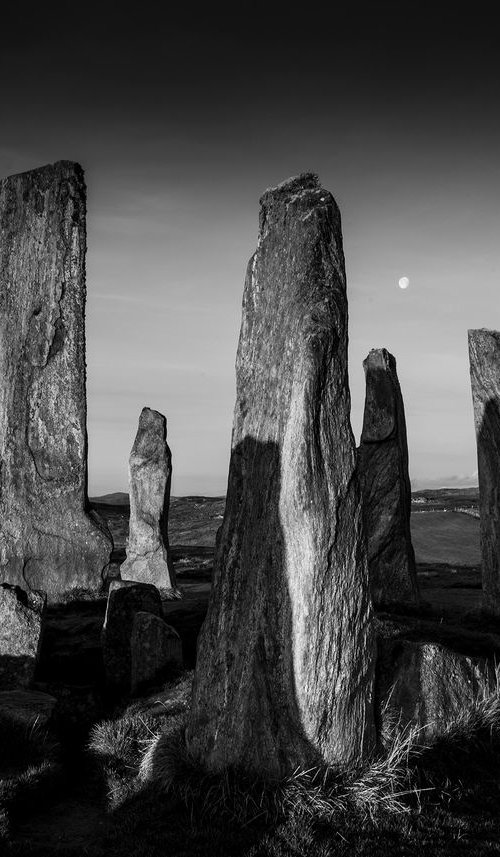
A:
[
  {"left": 186, "top": 173, "right": 375, "bottom": 778},
  {"left": 121, "top": 408, "right": 178, "bottom": 594},
  {"left": 358, "top": 349, "right": 419, "bottom": 607},
  {"left": 468, "top": 329, "right": 500, "bottom": 615},
  {"left": 0, "top": 161, "right": 112, "bottom": 601}
]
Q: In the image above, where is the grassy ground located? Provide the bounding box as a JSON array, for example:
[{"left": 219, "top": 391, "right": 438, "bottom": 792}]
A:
[
  {"left": 410, "top": 511, "right": 480, "bottom": 566},
  {"left": 4, "top": 493, "right": 497, "bottom": 855},
  {"left": 5, "top": 668, "right": 500, "bottom": 856}
]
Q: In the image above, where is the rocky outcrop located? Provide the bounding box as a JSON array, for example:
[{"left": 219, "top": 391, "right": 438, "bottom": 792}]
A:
[
  {"left": 358, "top": 349, "right": 419, "bottom": 606},
  {"left": 101, "top": 581, "right": 162, "bottom": 693},
  {"left": 121, "top": 408, "right": 179, "bottom": 595},
  {"left": 186, "top": 173, "right": 375, "bottom": 778},
  {"left": 0, "top": 584, "right": 46, "bottom": 688},
  {"left": 378, "top": 636, "right": 497, "bottom": 740},
  {"left": 130, "top": 612, "right": 182, "bottom": 695},
  {"left": 0, "top": 161, "right": 113, "bottom": 602},
  {"left": 468, "top": 329, "right": 500, "bottom": 615}
]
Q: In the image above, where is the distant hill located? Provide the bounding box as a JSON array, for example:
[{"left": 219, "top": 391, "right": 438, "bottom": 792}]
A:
[
  {"left": 89, "top": 493, "right": 226, "bottom": 507},
  {"left": 412, "top": 487, "right": 479, "bottom": 499},
  {"left": 89, "top": 492, "right": 130, "bottom": 506}
]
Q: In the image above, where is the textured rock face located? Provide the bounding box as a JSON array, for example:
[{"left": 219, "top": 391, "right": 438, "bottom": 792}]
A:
[
  {"left": 102, "top": 581, "right": 162, "bottom": 692},
  {"left": 0, "top": 161, "right": 112, "bottom": 602},
  {"left": 468, "top": 329, "right": 500, "bottom": 614},
  {"left": 358, "top": 349, "right": 419, "bottom": 606},
  {"left": 186, "top": 173, "right": 375, "bottom": 777},
  {"left": 130, "top": 612, "right": 182, "bottom": 694},
  {"left": 378, "top": 637, "right": 496, "bottom": 739},
  {"left": 0, "top": 584, "right": 46, "bottom": 688},
  {"left": 121, "top": 408, "right": 178, "bottom": 594}
]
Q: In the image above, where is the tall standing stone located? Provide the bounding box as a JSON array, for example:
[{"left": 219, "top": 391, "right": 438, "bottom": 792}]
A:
[
  {"left": 120, "top": 407, "right": 178, "bottom": 594},
  {"left": 0, "top": 161, "right": 112, "bottom": 602},
  {"left": 357, "top": 349, "right": 419, "bottom": 607},
  {"left": 186, "top": 173, "right": 375, "bottom": 778},
  {"left": 468, "top": 329, "right": 500, "bottom": 615}
]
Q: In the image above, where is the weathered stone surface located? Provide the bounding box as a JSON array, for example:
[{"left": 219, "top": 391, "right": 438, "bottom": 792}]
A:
[
  {"left": 468, "top": 329, "right": 500, "bottom": 615},
  {"left": 186, "top": 173, "right": 375, "bottom": 777},
  {"left": 0, "top": 161, "right": 113, "bottom": 602},
  {"left": 121, "top": 408, "right": 178, "bottom": 594},
  {"left": 378, "top": 637, "right": 496, "bottom": 739},
  {"left": 358, "top": 349, "right": 419, "bottom": 606},
  {"left": 102, "top": 581, "right": 162, "bottom": 692},
  {"left": 130, "top": 612, "right": 182, "bottom": 694},
  {"left": 0, "top": 584, "right": 46, "bottom": 688}
]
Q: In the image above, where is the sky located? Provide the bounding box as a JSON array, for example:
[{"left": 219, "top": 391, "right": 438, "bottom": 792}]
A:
[{"left": 1, "top": 2, "right": 499, "bottom": 495}]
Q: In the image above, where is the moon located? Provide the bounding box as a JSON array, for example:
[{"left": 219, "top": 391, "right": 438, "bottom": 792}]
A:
[{"left": 398, "top": 276, "right": 410, "bottom": 289}]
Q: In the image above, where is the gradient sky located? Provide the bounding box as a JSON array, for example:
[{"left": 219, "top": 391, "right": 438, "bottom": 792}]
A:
[{"left": 1, "top": 2, "right": 498, "bottom": 495}]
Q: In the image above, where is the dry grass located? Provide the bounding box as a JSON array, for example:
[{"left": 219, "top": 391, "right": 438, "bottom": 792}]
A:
[
  {"left": 137, "top": 720, "right": 430, "bottom": 827},
  {"left": 87, "top": 672, "right": 193, "bottom": 808},
  {"left": 136, "top": 669, "right": 500, "bottom": 828},
  {"left": 0, "top": 711, "right": 62, "bottom": 839},
  {"left": 6, "top": 668, "right": 500, "bottom": 856},
  {"left": 0, "top": 711, "right": 59, "bottom": 778}
]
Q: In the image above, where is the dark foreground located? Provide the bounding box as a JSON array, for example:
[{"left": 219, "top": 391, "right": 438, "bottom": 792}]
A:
[{"left": 4, "top": 492, "right": 500, "bottom": 856}]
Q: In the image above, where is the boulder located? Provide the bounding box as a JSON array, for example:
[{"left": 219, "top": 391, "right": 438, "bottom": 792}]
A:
[
  {"left": 130, "top": 612, "right": 182, "bottom": 695},
  {"left": 358, "top": 348, "right": 419, "bottom": 606},
  {"left": 0, "top": 584, "right": 45, "bottom": 688},
  {"left": 378, "top": 636, "right": 497, "bottom": 740},
  {"left": 0, "top": 161, "right": 113, "bottom": 602},
  {"left": 121, "top": 408, "right": 179, "bottom": 595},
  {"left": 101, "top": 581, "right": 162, "bottom": 693},
  {"left": 468, "top": 328, "right": 500, "bottom": 615},
  {"left": 186, "top": 173, "right": 375, "bottom": 777}
]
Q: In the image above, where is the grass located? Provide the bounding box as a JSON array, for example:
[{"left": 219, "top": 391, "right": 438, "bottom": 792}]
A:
[
  {"left": 410, "top": 511, "right": 481, "bottom": 566},
  {"left": 88, "top": 692, "right": 500, "bottom": 856},
  {"left": 6, "top": 668, "right": 500, "bottom": 855},
  {"left": 0, "top": 711, "right": 58, "bottom": 774},
  {"left": 87, "top": 672, "right": 192, "bottom": 808},
  {"left": 0, "top": 710, "right": 63, "bottom": 840}
]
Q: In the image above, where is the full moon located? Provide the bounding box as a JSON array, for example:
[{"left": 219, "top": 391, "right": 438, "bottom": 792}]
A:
[{"left": 398, "top": 276, "right": 410, "bottom": 289}]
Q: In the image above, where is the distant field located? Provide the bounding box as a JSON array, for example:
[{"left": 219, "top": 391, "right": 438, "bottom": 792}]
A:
[
  {"left": 411, "top": 510, "right": 481, "bottom": 565},
  {"left": 92, "top": 492, "right": 482, "bottom": 569}
]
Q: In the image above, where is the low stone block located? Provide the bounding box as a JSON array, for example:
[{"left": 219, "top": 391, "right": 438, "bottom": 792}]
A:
[
  {"left": 0, "top": 584, "right": 46, "bottom": 688},
  {"left": 101, "top": 582, "right": 161, "bottom": 692},
  {"left": 131, "top": 612, "right": 183, "bottom": 695},
  {"left": 378, "top": 637, "right": 497, "bottom": 740}
]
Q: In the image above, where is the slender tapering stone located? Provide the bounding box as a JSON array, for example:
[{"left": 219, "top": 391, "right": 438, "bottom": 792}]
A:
[
  {"left": 0, "top": 161, "right": 112, "bottom": 602},
  {"left": 468, "top": 329, "right": 500, "bottom": 614},
  {"left": 185, "top": 173, "right": 375, "bottom": 778},
  {"left": 358, "top": 348, "right": 419, "bottom": 607},
  {"left": 120, "top": 407, "right": 179, "bottom": 595}
]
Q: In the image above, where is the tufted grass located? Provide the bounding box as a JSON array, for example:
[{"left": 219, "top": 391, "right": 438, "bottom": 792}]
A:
[{"left": 6, "top": 668, "right": 500, "bottom": 855}]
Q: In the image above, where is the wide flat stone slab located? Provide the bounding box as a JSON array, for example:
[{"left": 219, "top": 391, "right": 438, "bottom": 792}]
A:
[{"left": 377, "top": 617, "right": 499, "bottom": 740}]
